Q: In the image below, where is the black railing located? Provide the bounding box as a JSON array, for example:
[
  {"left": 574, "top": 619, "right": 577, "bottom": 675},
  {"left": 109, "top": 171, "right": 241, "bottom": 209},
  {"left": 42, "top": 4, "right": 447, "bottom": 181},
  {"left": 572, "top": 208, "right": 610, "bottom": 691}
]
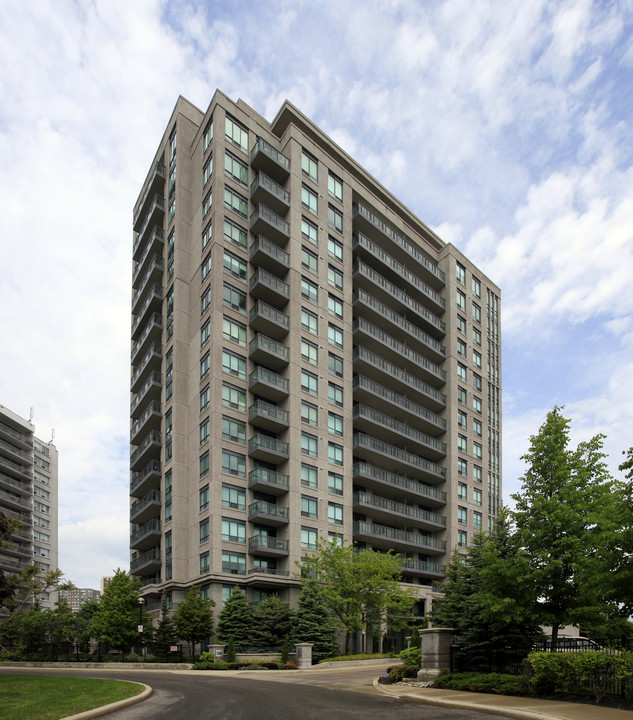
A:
[{"left": 1, "top": 642, "right": 185, "bottom": 663}]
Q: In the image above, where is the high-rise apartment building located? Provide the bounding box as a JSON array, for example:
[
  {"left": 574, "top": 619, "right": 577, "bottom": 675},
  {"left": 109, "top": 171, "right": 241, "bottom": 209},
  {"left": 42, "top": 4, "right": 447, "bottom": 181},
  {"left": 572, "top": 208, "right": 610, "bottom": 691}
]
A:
[
  {"left": 0, "top": 405, "right": 59, "bottom": 610},
  {"left": 130, "top": 91, "right": 501, "bottom": 636},
  {"left": 58, "top": 587, "right": 101, "bottom": 613}
]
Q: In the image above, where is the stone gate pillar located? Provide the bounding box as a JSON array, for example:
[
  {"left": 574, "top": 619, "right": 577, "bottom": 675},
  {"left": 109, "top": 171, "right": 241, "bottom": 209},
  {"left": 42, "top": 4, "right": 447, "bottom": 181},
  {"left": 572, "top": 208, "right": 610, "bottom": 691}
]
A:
[
  {"left": 417, "top": 627, "right": 454, "bottom": 681},
  {"left": 294, "top": 642, "right": 313, "bottom": 669}
]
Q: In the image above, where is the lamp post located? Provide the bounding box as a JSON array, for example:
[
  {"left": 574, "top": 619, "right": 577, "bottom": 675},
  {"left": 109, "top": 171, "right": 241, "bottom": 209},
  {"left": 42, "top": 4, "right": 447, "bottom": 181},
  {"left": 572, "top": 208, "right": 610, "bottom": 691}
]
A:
[{"left": 137, "top": 597, "right": 145, "bottom": 657}]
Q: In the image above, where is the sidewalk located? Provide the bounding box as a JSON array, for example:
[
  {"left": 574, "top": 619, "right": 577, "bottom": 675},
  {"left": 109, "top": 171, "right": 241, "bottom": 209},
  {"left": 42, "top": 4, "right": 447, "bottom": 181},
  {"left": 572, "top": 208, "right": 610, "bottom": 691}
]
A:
[{"left": 373, "top": 681, "right": 633, "bottom": 720}]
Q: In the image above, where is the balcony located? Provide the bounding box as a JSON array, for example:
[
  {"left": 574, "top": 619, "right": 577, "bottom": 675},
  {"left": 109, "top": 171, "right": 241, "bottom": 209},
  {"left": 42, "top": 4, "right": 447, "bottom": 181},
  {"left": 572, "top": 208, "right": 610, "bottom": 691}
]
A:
[
  {"left": 0, "top": 487, "right": 32, "bottom": 512},
  {"left": 248, "top": 500, "right": 289, "bottom": 527},
  {"left": 353, "top": 318, "right": 445, "bottom": 387},
  {"left": 130, "top": 431, "right": 161, "bottom": 472},
  {"left": 133, "top": 197, "right": 165, "bottom": 261},
  {"left": 249, "top": 400, "right": 289, "bottom": 432},
  {"left": 130, "top": 547, "right": 162, "bottom": 575},
  {"left": 130, "top": 518, "right": 161, "bottom": 551},
  {"left": 353, "top": 346, "right": 446, "bottom": 411},
  {"left": 352, "top": 201, "right": 445, "bottom": 289},
  {"left": 353, "top": 492, "right": 446, "bottom": 532},
  {"left": 251, "top": 171, "right": 290, "bottom": 216},
  {"left": 130, "top": 459, "right": 161, "bottom": 497},
  {"left": 0, "top": 421, "right": 32, "bottom": 450},
  {"left": 0, "top": 472, "right": 32, "bottom": 498},
  {"left": 131, "top": 283, "right": 163, "bottom": 340},
  {"left": 250, "top": 236, "right": 290, "bottom": 275},
  {"left": 130, "top": 371, "right": 162, "bottom": 419},
  {"left": 353, "top": 289, "right": 445, "bottom": 362},
  {"left": 247, "top": 567, "right": 290, "bottom": 579},
  {"left": 353, "top": 258, "right": 445, "bottom": 337},
  {"left": 250, "top": 267, "right": 289, "bottom": 306},
  {"left": 132, "top": 255, "right": 164, "bottom": 309},
  {"left": 249, "top": 301, "right": 289, "bottom": 340},
  {"left": 133, "top": 225, "right": 164, "bottom": 265},
  {"left": 0, "top": 556, "right": 25, "bottom": 573},
  {"left": 131, "top": 342, "right": 162, "bottom": 393},
  {"left": 353, "top": 404, "right": 446, "bottom": 460},
  {"left": 250, "top": 204, "right": 290, "bottom": 245},
  {"left": 249, "top": 366, "right": 289, "bottom": 402},
  {"left": 248, "top": 535, "right": 289, "bottom": 557},
  {"left": 353, "top": 375, "right": 445, "bottom": 435},
  {"left": 248, "top": 467, "right": 289, "bottom": 495},
  {"left": 130, "top": 400, "right": 162, "bottom": 446},
  {"left": 0, "top": 454, "right": 32, "bottom": 482},
  {"left": 353, "top": 462, "right": 446, "bottom": 507},
  {"left": 353, "top": 520, "right": 446, "bottom": 555},
  {"left": 133, "top": 244, "right": 164, "bottom": 287},
  {"left": 353, "top": 432, "right": 446, "bottom": 484},
  {"left": 251, "top": 137, "right": 290, "bottom": 183},
  {"left": 130, "top": 490, "right": 161, "bottom": 524},
  {"left": 399, "top": 559, "right": 446, "bottom": 579},
  {"left": 248, "top": 434, "right": 289, "bottom": 463},
  {"left": 249, "top": 334, "right": 289, "bottom": 371},
  {"left": 131, "top": 314, "right": 163, "bottom": 365},
  {"left": 133, "top": 161, "right": 166, "bottom": 229},
  {"left": 0, "top": 437, "right": 32, "bottom": 464}
]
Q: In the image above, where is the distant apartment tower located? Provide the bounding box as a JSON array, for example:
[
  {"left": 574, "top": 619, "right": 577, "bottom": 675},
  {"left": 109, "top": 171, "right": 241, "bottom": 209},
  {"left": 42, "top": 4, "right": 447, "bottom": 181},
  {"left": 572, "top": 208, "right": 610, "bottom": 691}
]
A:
[
  {"left": 129, "top": 91, "right": 501, "bottom": 635},
  {"left": 0, "top": 405, "right": 59, "bottom": 610},
  {"left": 59, "top": 587, "right": 101, "bottom": 613}
]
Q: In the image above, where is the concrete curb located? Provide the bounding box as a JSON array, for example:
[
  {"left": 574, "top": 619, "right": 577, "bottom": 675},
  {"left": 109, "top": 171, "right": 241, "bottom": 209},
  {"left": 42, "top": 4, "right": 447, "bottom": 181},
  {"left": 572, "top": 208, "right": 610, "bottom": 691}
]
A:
[{"left": 61, "top": 681, "right": 152, "bottom": 720}]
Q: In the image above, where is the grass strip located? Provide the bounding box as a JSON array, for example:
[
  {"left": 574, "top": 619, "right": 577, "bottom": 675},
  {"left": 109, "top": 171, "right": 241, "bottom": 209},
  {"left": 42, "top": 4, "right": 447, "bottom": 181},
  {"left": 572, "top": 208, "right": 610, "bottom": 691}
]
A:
[{"left": 0, "top": 674, "right": 144, "bottom": 720}]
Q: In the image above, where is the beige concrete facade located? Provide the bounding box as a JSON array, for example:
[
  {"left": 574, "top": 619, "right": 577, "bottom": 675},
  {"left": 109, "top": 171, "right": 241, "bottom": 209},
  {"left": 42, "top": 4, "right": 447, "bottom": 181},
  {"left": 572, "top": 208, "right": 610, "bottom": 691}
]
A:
[{"left": 129, "top": 91, "right": 501, "bottom": 640}]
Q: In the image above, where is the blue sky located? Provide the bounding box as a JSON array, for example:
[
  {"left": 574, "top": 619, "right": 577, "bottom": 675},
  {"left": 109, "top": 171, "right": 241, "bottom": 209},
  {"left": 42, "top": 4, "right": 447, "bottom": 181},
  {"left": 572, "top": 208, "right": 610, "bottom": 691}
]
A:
[{"left": 1, "top": 0, "right": 632, "bottom": 588}]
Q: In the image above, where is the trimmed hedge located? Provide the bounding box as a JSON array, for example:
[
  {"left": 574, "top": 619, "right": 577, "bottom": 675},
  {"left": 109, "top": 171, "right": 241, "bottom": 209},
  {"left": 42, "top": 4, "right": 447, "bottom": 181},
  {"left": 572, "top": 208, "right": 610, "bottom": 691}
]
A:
[{"left": 434, "top": 671, "right": 527, "bottom": 696}]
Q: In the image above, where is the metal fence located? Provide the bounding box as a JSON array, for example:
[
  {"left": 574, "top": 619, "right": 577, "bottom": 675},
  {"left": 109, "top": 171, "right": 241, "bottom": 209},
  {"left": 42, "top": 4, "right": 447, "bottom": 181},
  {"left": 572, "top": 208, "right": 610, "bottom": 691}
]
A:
[{"left": 4, "top": 642, "right": 185, "bottom": 663}]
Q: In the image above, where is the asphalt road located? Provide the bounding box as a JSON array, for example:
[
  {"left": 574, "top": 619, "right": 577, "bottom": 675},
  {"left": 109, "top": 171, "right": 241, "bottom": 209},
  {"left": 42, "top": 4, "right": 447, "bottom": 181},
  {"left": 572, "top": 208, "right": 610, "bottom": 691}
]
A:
[{"left": 0, "top": 666, "right": 512, "bottom": 720}]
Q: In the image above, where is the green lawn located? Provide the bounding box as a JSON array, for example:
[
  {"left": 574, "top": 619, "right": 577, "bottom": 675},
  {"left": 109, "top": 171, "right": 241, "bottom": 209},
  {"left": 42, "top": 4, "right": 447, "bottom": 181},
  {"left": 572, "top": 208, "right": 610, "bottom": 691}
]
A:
[{"left": 0, "top": 675, "right": 144, "bottom": 720}]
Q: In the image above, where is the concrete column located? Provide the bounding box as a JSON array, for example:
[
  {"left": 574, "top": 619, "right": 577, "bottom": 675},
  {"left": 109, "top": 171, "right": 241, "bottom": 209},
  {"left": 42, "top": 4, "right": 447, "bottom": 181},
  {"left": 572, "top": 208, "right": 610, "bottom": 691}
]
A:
[
  {"left": 417, "top": 627, "right": 454, "bottom": 681},
  {"left": 294, "top": 643, "right": 313, "bottom": 669},
  {"left": 208, "top": 644, "right": 226, "bottom": 662}
]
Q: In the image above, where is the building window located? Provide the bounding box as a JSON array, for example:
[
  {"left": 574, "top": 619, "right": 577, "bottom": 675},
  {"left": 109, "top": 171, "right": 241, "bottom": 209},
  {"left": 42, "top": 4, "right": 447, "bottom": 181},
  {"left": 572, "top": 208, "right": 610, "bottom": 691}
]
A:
[
  {"left": 456, "top": 262, "right": 466, "bottom": 285},
  {"left": 473, "top": 396, "right": 482, "bottom": 414},
  {"left": 224, "top": 186, "right": 248, "bottom": 218},
  {"left": 168, "top": 194, "right": 175, "bottom": 223},
  {"left": 301, "top": 150, "right": 318, "bottom": 181},
  {"left": 224, "top": 218, "right": 247, "bottom": 249},
  {"left": 200, "top": 551, "right": 210, "bottom": 574},
  {"left": 301, "top": 432, "right": 318, "bottom": 457},
  {"left": 224, "top": 283, "right": 247, "bottom": 314},
  {"left": 473, "top": 373, "right": 482, "bottom": 391},
  {"left": 473, "top": 511, "right": 483, "bottom": 529},
  {"left": 328, "top": 532, "right": 343, "bottom": 547},
  {"left": 473, "top": 418, "right": 483, "bottom": 437},
  {"left": 458, "top": 434, "right": 467, "bottom": 452},
  {"left": 223, "top": 316, "right": 247, "bottom": 347},
  {"left": 328, "top": 382, "right": 343, "bottom": 406},
  {"left": 458, "top": 410, "right": 467, "bottom": 429},
  {"left": 222, "top": 551, "right": 246, "bottom": 575},
  {"left": 165, "top": 530, "right": 172, "bottom": 560},
  {"left": 301, "top": 495, "right": 318, "bottom": 519},
  {"left": 458, "top": 386, "right": 467, "bottom": 405},
  {"left": 328, "top": 472, "right": 343, "bottom": 496},
  {"left": 222, "top": 518, "right": 246, "bottom": 543},
  {"left": 458, "top": 458, "right": 468, "bottom": 477},
  {"left": 301, "top": 308, "right": 318, "bottom": 335},
  {"left": 301, "top": 246, "right": 318, "bottom": 274},
  {"left": 222, "top": 382, "right": 246, "bottom": 411},
  {"left": 473, "top": 465, "right": 483, "bottom": 483},
  {"left": 302, "top": 184, "right": 318, "bottom": 213},
  {"left": 200, "top": 418, "right": 210, "bottom": 445},
  {"left": 328, "top": 172, "right": 343, "bottom": 201},
  {"left": 473, "top": 350, "right": 482, "bottom": 368},
  {"left": 473, "top": 327, "right": 482, "bottom": 346},
  {"left": 202, "top": 191, "right": 212, "bottom": 217},
  {"left": 328, "top": 295, "right": 343, "bottom": 319},
  {"left": 472, "top": 276, "right": 481, "bottom": 298},
  {"left": 200, "top": 451, "right": 210, "bottom": 478},
  {"left": 201, "top": 222, "right": 212, "bottom": 251},
  {"left": 458, "top": 482, "right": 467, "bottom": 500},
  {"left": 301, "top": 400, "right": 318, "bottom": 426},
  {"left": 201, "top": 318, "right": 211, "bottom": 346},
  {"left": 328, "top": 205, "right": 343, "bottom": 232},
  {"left": 473, "top": 488, "right": 482, "bottom": 506},
  {"left": 457, "top": 363, "right": 467, "bottom": 381},
  {"left": 328, "top": 412, "right": 343, "bottom": 436},
  {"left": 301, "top": 463, "right": 318, "bottom": 488},
  {"left": 473, "top": 442, "right": 483, "bottom": 459},
  {"left": 203, "top": 119, "right": 213, "bottom": 152},
  {"left": 458, "top": 530, "right": 467, "bottom": 547},
  {"left": 225, "top": 151, "right": 248, "bottom": 185},
  {"left": 328, "top": 502, "right": 344, "bottom": 525},
  {"left": 328, "top": 236, "right": 343, "bottom": 262},
  {"left": 457, "top": 339, "right": 467, "bottom": 358},
  {"left": 224, "top": 250, "right": 247, "bottom": 280},
  {"left": 301, "top": 527, "right": 318, "bottom": 550},
  {"left": 199, "top": 485, "right": 209, "bottom": 511},
  {"left": 203, "top": 155, "right": 213, "bottom": 186},
  {"left": 201, "top": 287, "right": 211, "bottom": 315},
  {"left": 328, "top": 265, "right": 343, "bottom": 290},
  {"left": 200, "top": 519, "right": 210, "bottom": 544},
  {"left": 200, "top": 351, "right": 211, "bottom": 379},
  {"left": 456, "top": 290, "right": 466, "bottom": 311},
  {"left": 300, "top": 369, "right": 318, "bottom": 395},
  {"left": 167, "top": 229, "right": 175, "bottom": 278},
  {"left": 301, "top": 338, "right": 318, "bottom": 365},
  {"left": 328, "top": 352, "right": 343, "bottom": 377},
  {"left": 458, "top": 506, "right": 467, "bottom": 524},
  {"left": 222, "top": 416, "right": 246, "bottom": 445},
  {"left": 302, "top": 217, "right": 318, "bottom": 245},
  {"left": 222, "top": 449, "right": 246, "bottom": 477},
  {"left": 222, "top": 349, "right": 246, "bottom": 379},
  {"left": 328, "top": 442, "right": 343, "bottom": 466},
  {"left": 165, "top": 470, "right": 172, "bottom": 500},
  {"left": 222, "top": 483, "right": 246, "bottom": 510},
  {"left": 225, "top": 115, "right": 248, "bottom": 153},
  {"left": 328, "top": 323, "right": 343, "bottom": 349},
  {"left": 301, "top": 277, "right": 318, "bottom": 304},
  {"left": 457, "top": 315, "right": 467, "bottom": 334}
]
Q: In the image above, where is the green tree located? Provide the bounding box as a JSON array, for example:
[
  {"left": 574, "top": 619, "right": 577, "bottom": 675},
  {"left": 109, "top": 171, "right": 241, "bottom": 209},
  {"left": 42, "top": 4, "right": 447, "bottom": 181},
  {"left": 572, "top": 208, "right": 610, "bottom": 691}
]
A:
[
  {"left": 250, "top": 595, "right": 293, "bottom": 647},
  {"left": 1, "top": 563, "right": 73, "bottom": 614},
  {"left": 511, "top": 407, "right": 616, "bottom": 648},
  {"left": 44, "top": 599, "right": 79, "bottom": 643},
  {"left": 1, "top": 607, "right": 47, "bottom": 650},
  {"left": 173, "top": 586, "right": 215, "bottom": 655},
  {"left": 91, "top": 569, "right": 150, "bottom": 653},
  {"left": 300, "top": 538, "right": 417, "bottom": 653},
  {"left": 216, "top": 586, "right": 252, "bottom": 646},
  {"left": 76, "top": 599, "right": 100, "bottom": 646},
  {"left": 290, "top": 579, "right": 339, "bottom": 662},
  {"left": 152, "top": 594, "right": 179, "bottom": 659}
]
